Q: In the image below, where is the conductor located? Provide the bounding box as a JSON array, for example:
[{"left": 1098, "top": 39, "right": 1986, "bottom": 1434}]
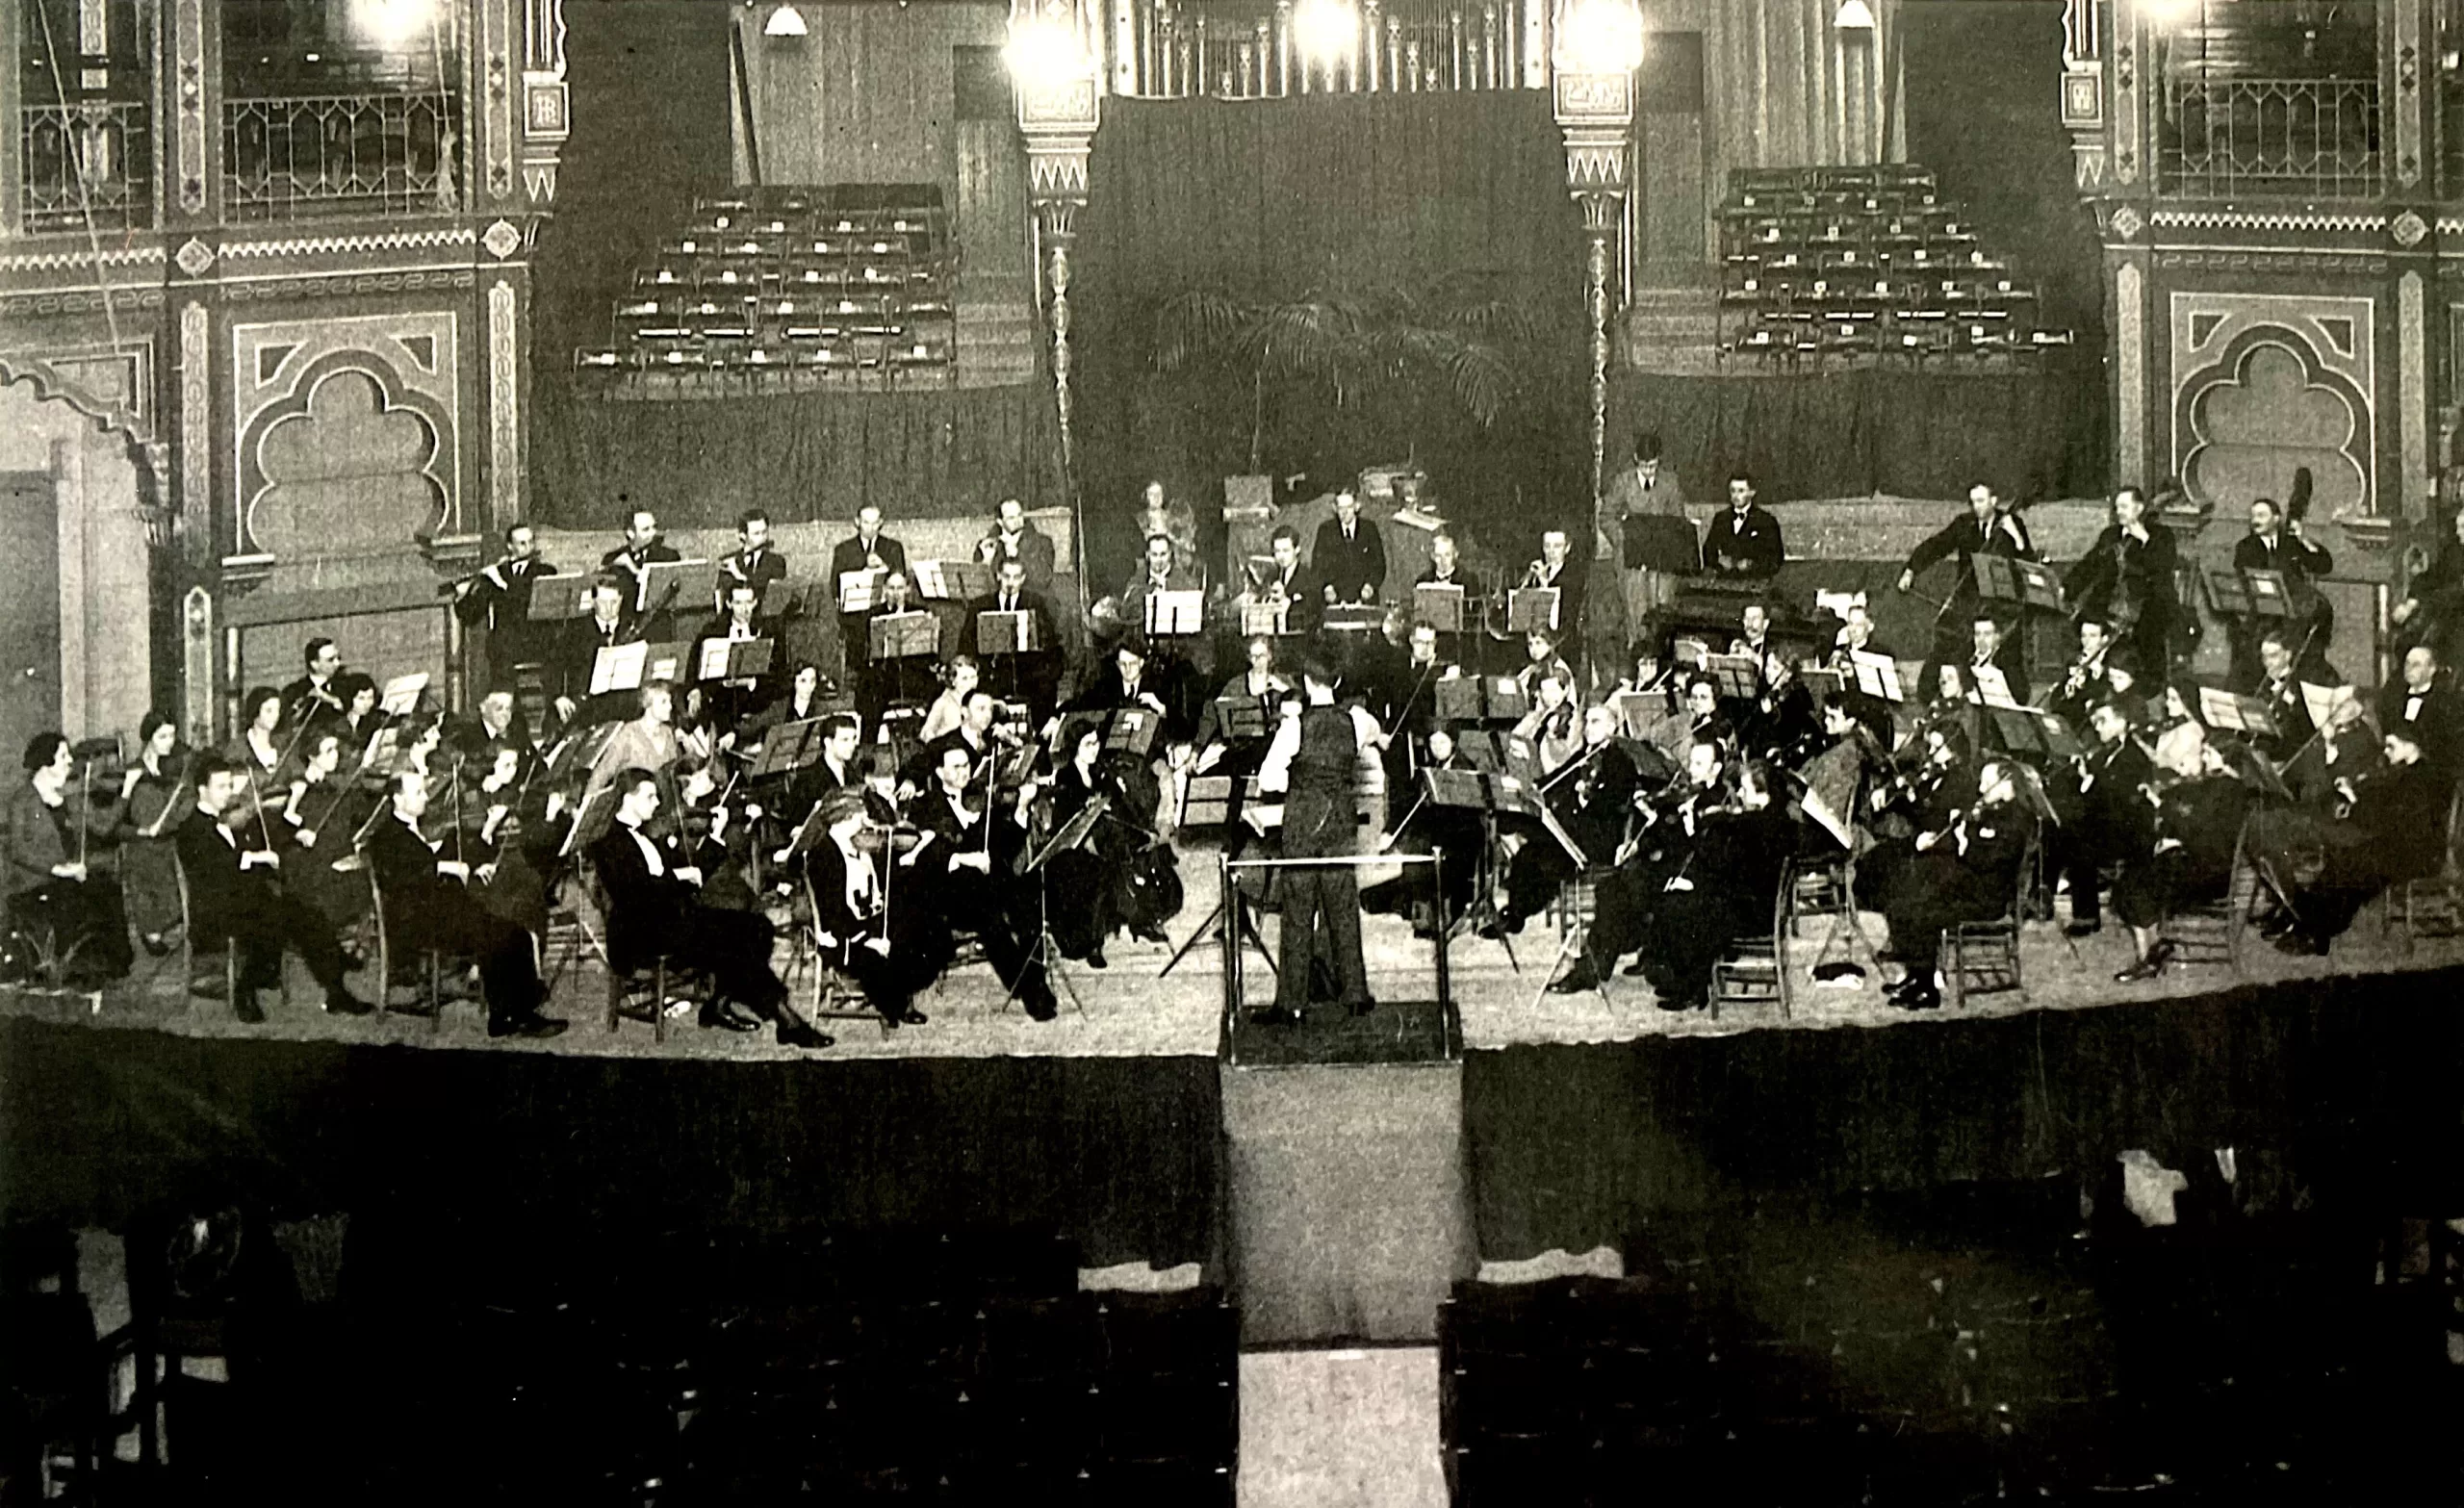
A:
[{"left": 1255, "top": 652, "right": 1380, "bottom": 1023}]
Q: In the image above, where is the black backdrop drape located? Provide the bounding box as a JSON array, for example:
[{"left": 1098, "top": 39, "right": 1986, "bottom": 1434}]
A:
[
  {"left": 1072, "top": 94, "right": 1588, "bottom": 588},
  {"left": 0, "top": 1022, "right": 1220, "bottom": 1269},
  {"left": 1464, "top": 976, "right": 2464, "bottom": 1262}
]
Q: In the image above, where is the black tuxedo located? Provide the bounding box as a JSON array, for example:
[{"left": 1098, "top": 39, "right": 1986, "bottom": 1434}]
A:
[
  {"left": 601, "top": 542, "right": 684, "bottom": 637},
  {"left": 454, "top": 556, "right": 560, "bottom": 687},
  {"left": 590, "top": 819, "right": 787, "bottom": 1013},
  {"left": 363, "top": 813, "right": 545, "bottom": 1026},
  {"left": 2064, "top": 522, "right": 2180, "bottom": 683},
  {"left": 2053, "top": 736, "right": 2154, "bottom": 925},
  {"left": 806, "top": 837, "right": 937, "bottom": 1018},
  {"left": 279, "top": 675, "right": 345, "bottom": 726},
  {"left": 2376, "top": 679, "right": 2463, "bottom": 780},
  {"left": 1311, "top": 516, "right": 1387, "bottom": 604},
  {"left": 1527, "top": 560, "right": 1586, "bottom": 642},
  {"left": 172, "top": 807, "right": 349, "bottom": 996},
  {"left": 1701, "top": 506, "right": 1785, "bottom": 579},
  {"left": 1502, "top": 740, "right": 1636, "bottom": 922},
  {"left": 968, "top": 588, "right": 1061, "bottom": 722},
  {"left": 909, "top": 783, "right": 1053, "bottom": 1014},
  {"left": 717, "top": 544, "right": 789, "bottom": 612},
  {"left": 553, "top": 613, "right": 644, "bottom": 725}
]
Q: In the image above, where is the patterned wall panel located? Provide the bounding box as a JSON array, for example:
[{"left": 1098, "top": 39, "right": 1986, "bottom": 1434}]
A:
[
  {"left": 2169, "top": 292, "right": 2376, "bottom": 518},
  {"left": 230, "top": 314, "right": 461, "bottom": 560}
]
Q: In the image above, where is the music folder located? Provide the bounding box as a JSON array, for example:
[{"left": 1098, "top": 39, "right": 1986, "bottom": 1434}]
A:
[
  {"left": 1702, "top": 653, "right": 1762, "bottom": 702},
  {"left": 1178, "top": 773, "right": 1237, "bottom": 828},
  {"left": 526, "top": 579, "right": 595, "bottom": 621},
  {"left": 2205, "top": 569, "right": 2255, "bottom": 618},
  {"left": 634, "top": 557, "right": 708, "bottom": 617},
  {"left": 1506, "top": 586, "right": 1560, "bottom": 634},
  {"left": 869, "top": 611, "right": 940, "bottom": 661},
  {"left": 697, "top": 636, "right": 775, "bottom": 682},
  {"left": 1413, "top": 582, "right": 1465, "bottom": 634},
  {"left": 975, "top": 609, "right": 1040, "bottom": 656},
  {"left": 760, "top": 576, "right": 818, "bottom": 619},
  {"left": 2242, "top": 569, "right": 2292, "bottom": 619},
  {"left": 2195, "top": 684, "right": 2278, "bottom": 739},
  {"left": 837, "top": 568, "right": 887, "bottom": 614},
  {"left": 1143, "top": 589, "right": 1205, "bottom": 637},
  {"left": 1209, "top": 694, "right": 1269, "bottom": 742},
  {"left": 587, "top": 641, "right": 650, "bottom": 697},
  {"left": 1968, "top": 664, "right": 2023, "bottom": 711},
  {"left": 1102, "top": 706, "right": 1160, "bottom": 757}
]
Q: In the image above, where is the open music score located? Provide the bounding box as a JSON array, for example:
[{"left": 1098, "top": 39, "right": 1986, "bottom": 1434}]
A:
[
  {"left": 1208, "top": 694, "right": 1270, "bottom": 742},
  {"left": 1178, "top": 773, "right": 1237, "bottom": 828},
  {"left": 1505, "top": 586, "right": 1559, "bottom": 634},
  {"left": 1100, "top": 706, "right": 1161, "bottom": 757},
  {"left": 1973, "top": 554, "right": 2066, "bottom": 613},
  {"left": 869, "top": 611, "right": 940, "bottom": 661},
  {"left": 378, "top": 672, "right": 430, "bottom": 717},
  {"left": 1240, "top": 601, "right": 1292, "bottom": 637},
  {"left": 1988, "top": 708, "right": 2082, "bottom": 760},
  {"left": 2206, "top": 567, "right": 2293, "bottom": 620},
  {"left": 1968, "top": 664, "right": 2023, "bottom": 711},
  {"left": 1142, "top": 589, "right": 1205, "bottom": 637},
  {"left": 2298, "top": 680, "right": 2352, "bottom": 734},
  {"left": 975, "top": 609, "right": 1041, "bottom": 656},
  {"left": 629, "top": 557, "right": 708, "bottom": 617},
  {"left": 911, "top": 559, "right": 992, "bottom": 601},
  {"left": 1849, "top": 650, "right": 1907, "bottom": 703},
  {"left": 526, "top": 577, "right": 594, "bottom": 622},
  {"left": 1434, "top": 675, "right": 1529, "bottom": 725},
  {"left": 837, "top": 568, "right": 888, "bottom": 614},
  {"left": 1413, "top": 582, "right": 1465, "bottom": 634},
  {"left": 1700, "top": 654, "right": 1762, "bottom": 702},
  {"left": 588, "top": 642, "right": 649, "bottom": 697},
  {"left": 2195, "top": 685, "right": 2279, "bottom": 739},
  {"left": 748, "top": 717, "right": 826, "bottom": 780},
  {"left": 697, "top": 636, "right": 775, "bottom": 682},
  {"left": 760, "top": 576, "right": 827, "bottom": 619}
]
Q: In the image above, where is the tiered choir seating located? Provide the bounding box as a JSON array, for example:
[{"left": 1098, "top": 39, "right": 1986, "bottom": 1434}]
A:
[
  {"left": 576, "top": 183, "right": 960, "bottom": 392},
  {"left": 1716, "top": 164, "right": 2073, "bottom": 365}
]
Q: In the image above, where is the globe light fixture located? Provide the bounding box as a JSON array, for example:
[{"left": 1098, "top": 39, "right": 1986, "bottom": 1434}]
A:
[
  {"left": 1005, "top": 11, "right": 1091, "bottom": 89},
  {"left": 1553, "top": 0, "right": 1644, "bottom": 75},
  {"left": 1293, "top": 0, "right": 1360, "bottom": 67},
  {"left": 762, "top": 4, "right": 809, "bottom": 38},
  {"left": 1833, "top": 0, "right": 1877, "bottom": 31}
]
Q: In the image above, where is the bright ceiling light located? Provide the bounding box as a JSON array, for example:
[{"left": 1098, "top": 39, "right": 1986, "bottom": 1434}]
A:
[
  {"left": 1834, "top": 0, "right": 1877, "bottom": 31},
  {"left": 1293, "top": 0, "right": 1359, "bottom": 65},
  {"left": 763, "top": 5, "right": 809, "bottom": 38},
  {"left": 1005, "top": 13, "right": 1089, "bottom": 89},
  {"left": 345, "top": 0, "right": 439, "bottom": 51},
  {"left": 2140, "top": 0, "right": 2198, "bottom": 28},
  {"left": 1554, "top": 0, "right": 1643, "bottom": 73}
]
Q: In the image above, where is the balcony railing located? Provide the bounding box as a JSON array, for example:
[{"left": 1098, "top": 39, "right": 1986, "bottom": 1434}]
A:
[
  {"left": 1129, "top": 2, "right": 1527, "bottom": 99},
  {"left": 2159, "top": 75, "right": 2380, "bottom": 199},
  {"left": 222, "top": 91, "right": 463, "bottom": 221},
  {"left": 19, "top": 100, "right": 154, "bottom": 233}
]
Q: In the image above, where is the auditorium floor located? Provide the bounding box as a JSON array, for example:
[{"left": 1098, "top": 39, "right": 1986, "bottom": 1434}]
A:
[{"left": 11, "top": 845, "right": 2463, "bottom": 1061}]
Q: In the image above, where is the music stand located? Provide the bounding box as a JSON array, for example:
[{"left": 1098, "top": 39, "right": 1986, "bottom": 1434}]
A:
[
  {"left": 2242, "top": 568, "right": 2293, "bottom": 620},
  {"left": 1209, "top": 694, "right": 1270, "bottom": 744},
  {"left": 869, "top": 611, "right": 940, "bottom": 661},
  {"left": 975, "top": 609, "right": 1040, "bottom": 656},
  {"left": 378, "top": 673, "right": 430, "bottom": 718},
  {"left": 633, "top": 558, "right": 709, "bottom": 620},
  {"left": 1434, "top": 675, "right": 1530, "bottom": 725},
  {"left": 697, "top": 637, "right": 775, "bottom": 682},
  {"left": 1414, "top": 583, "right": 1465, "bottom": 633},
  {"left": 1179, "top": 773, "right": 1236, "bottom": 828},
  {"left": 526, "top": 581, "right": 595, "bottom": 623},
  {"left": 837, "top": 569, "right": 887, "bottom": 615},
  {"left": 1702, "top": 654, "right": 1761, "bottom": 702},
  {"left": 2298, "top": 680, "right": 2353, "bottom": 734},
  {"left": 1849, "top": 650, "right": 1905, "bottom": 703},
  {"left": 588, "top": 642, "right": 650, "bottom": 698},
  {"left": 1969, "top": 664, "right": 2023, "bottom": 711},
  {"left": 760, "top": 576, "right": 822, "bottom": 620},
  {"left": 2195, "top": 684, "right": 2279, "bottom": 740},
  {"left": 1624, "top": 514, "right": 1699, "bottom": 574},
  {"left": 749, "top": 718, "right": 824, "bottom": 780},
  {"left": 1143, "top": 590, "right": 1206, "bottom": 638},
  {"left": 2205, "top": 569, "right": 2256, "bottom": 618},
  {"left": 1506, "top": 586, "right": 1560, "bottom": 634},
  {"left": 1240, "top": 600, "right": 1291, "bottom": 638},
  {"left": 1101, "top": 706, "right": 1162, "bottom": 758},
  {"left": 643, "top": 642, "right": 690, "bottom": 685}
]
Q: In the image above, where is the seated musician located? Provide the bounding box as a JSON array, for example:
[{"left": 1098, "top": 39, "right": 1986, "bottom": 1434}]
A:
[
  {"left": 978, "top": 497, "right": 1059, "bottom": 597},
  {"left": 1961, "top": 611, "right": 2030, "bottom": 707},
  {"left": 2374, "top": 644, "right": 2462, "bottom": 782},
  {"left": 172, "top": 756, "right": 372, "bottom": 1022},
  {"left": 909, "top": 741, "right": 1058, "bottom": 1022},
  {"left": 2052, "top": 701, "right": 2156, "bottom": 938},
  {"left": 694, "top": 581, "right": 778, "bottom": 730},
  {"left": 2272, "top": 725, "right": 2451, "bottom": 956},
  {"left": 1880, "top": 755, "right": 2037, "bottom": 1011},
  {"left": 1122, "top": 531, "right": 1204, "bottom": 626},
  {"left": 1515, "top": 630, "right": 1575, "bottom": 702},
  {"left": 2391, "top": 505, "right": 2464, "bottom": 669},
  {"left": 362, "top": 770, "right": 566, "bottom": 1039},
  {"left": 917, "top": 655, "right": 981, "bottom": 743},
  {"left": 1370, "top": 727, "right": 1483, "bottom": 935},
  {"left": 2246, "top": 628, "right": 2314, "bottom": 765},
  {"left": 1679, "top": 673, "right": 1736, "bottom": 754},
  {"left": 119, "top": 712, "right": 189, "bottom": 958},
  {"left": 903, "top": 688, "right": 1003, "bottom": 793},
  {"left": 276, "top": 727, "right": 372, "bottom": 941},
  {"left": 1070, "top": 636, "right": 1181, "bottom": 738},
  {"left": 318, "top": 672, "right": 387, "bottom": 754},
  {"left": 552, "top": 575, "right": 643, "bottom": 728},
  {"left": 586, "top": 680, "right": 681, "bottom": 804},
  {"left": 1701, "top": 473, "right": 1784, "bottom": 580},
  {"left": 1483, "top": 703, "right": 1635, "bottom": 938},
  {"left": 4, "top": 733, "right": 131, "bottom": 986},
  {"left": 281, "top": 637, "right": 349, "bottom": 727},
  {"left": 1194, "top": 636, "right": 1291, "bottom": 765},
  {"left": 590, "top": 767, "right": 829, "bottom": 1047},
  {"left": 463, "top": 739, "right": 569, "bottom": 937},
  {"left": 1418, "top": 532, "right": 1471, "bottom": 588},
  {"left": 716, "top": 507, "right": 789, "bottom": 617},
  {"left": 1861, "top": 720, "right": 1977, "bottom": 908},
  {"left": 1513, "top": 670, "right": 1582, "bottom": 775},
  {"left": 450, "top": 688, "right": 529, "bottom": 756},
  {"left": 2047, "top": 618, "right": 2119, "bottom": 728},
  {"left": 1046, "top": 718, "right": 1175, "bottom": 968},
  {"left": 673, "top": 756, "right": 760, "bottom": 913},
  {"left": 1828, "top": 600, "right": 1894, "bottom": 666},
  {"left": 807, "top": 789, "right": 937, "bottom": 1027},
  {"left": 2110, "top": 723, "right": 2253, "bottom": 984},
  {"left": 776, "top": 711, "right": 865, "bottom": 834},
  {"left": 969, "top": 557, "right": 1063, "bottom": 725},
  {"left": 229, "top": 686, "right": 290, "bottom": 784},
  {"left": 602, "top": 507, "right": 685, "bottom": 639}
]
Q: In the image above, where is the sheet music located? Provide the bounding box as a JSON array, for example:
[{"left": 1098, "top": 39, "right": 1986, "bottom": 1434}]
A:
[
  {"left": 378, "top": 673, "right": 429, "bottom": 717},
  {"left": 1143, "top": 589, "right": 1205, "bottom": 636},
  {"left": 1849, "top": 649, "right": 1904, "bottom": 703},
  {"left": 589, "top": 641, "right": 649, "bottom": 697},
  {"left": 697, "top": 638, "right": 732, "bottom": 681},
  {"left": 1970, "top": 665, "right": 2021, "bottom": 711},
  {"left": 837, "top": 568, "right": 886, "bottom": 614}
]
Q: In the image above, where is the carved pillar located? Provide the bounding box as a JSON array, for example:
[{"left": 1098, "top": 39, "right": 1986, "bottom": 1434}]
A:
[
  {"left": 521, "top": 0, "right": 571, "bottom": 207},
  {"left": 1553, "top": 53, "right": 1635, "bottom": 508},
  {"left": 1016, "top": 18, "right": 1101, "bottom": 585}
]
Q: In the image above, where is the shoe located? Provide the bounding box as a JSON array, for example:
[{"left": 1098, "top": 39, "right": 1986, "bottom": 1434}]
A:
[
  {"left": 896, "top": 1008, "right": 928, "bottom": 1025},
  {"left": 489, "top": 1013, "right": 569, "bottom": 1039},
  {"left": 1549, "top": 961, "right": 1602, "bottom": 994},
  {"left": 2114, "top": 958, "right": 2164, "bottom": 984},
  {"left": 2063, "top": 921, "right": 2101, "bottom": 937},
  {"left": 2144, "top": 939, "right": 2176, "bottom": 969},
  {"left": 2272, "top": 930, "right": 2329, "bottom": 957},
  {"left": 323, "top": 989, "right": 373, "bottom": 1015},
  {"left": 1248, "top": 1006, "right": 1302, "bottom": 1027},
  {"left": 1086, "top": 948, "right": 1108, "bottom": 969},
  {"left": 234, "top": 993, "right": 267, "bottom": 1025},
  {"left": 699, "top": 1002, "right": 761, "bottom": 1033},
  {"left": 1345, "top": 997, "right": 1377, "bottom": 1016},
  {"left": 141, "top": 933, "right": 170, "bottom": 958},
  {"left": 1893, "top": 987, "right": 1941, "bottom": 1010},
  {"left": 1621, "top": 958, "right": 1650, "bottom": 977},
  {"left": 1655, "top": 994, "right": 1693, "bottom": 1012},
  {"left": 1132, "top": 925, "right": 1169, "bottom": 944},
  {"left": 1025, "top": 990, "right": 1059, "bottom": 1023},
  {"left": 776, "top": 1021, "right": 834, "bottom": 1050},
  {"left": 339, "top": 951, "right": 368, "bottom": 974}
]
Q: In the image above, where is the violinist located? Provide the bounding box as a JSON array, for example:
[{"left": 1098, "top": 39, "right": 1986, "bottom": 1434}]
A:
[
  {"left": 364, "top": 770, "right": 566, "bottom": 1038},
  {"left": 591, "top": 767, "right": 827, "bottom": 1047},
  {"left": 1513, "top": 670, "right": 1582, "bottom": 776},
  {"left": 552, "top": 575, "right": 644, "bottom": 729},
  {"left": 673, "top": 756, "right": 760, "bottom": 913},
  {"left": 1623, "top": 754, "right": 1791, "bottom": 1009},
  {"left": 917, "top": 655, "right": 982, "bottom": 743},
  {"left": 466, "top": 740, "right": 572, "bottom": 937},
  {"left": 119, "top": 712, "right": 190, "bottom": 957},
  {"left": 1195, "top": 635, "right": 1291, "bottom": 760},
  {"left": 1827, "top": 599, "right": 1895, "bottom": 667},
  {"left": 452, "top": 688, "right": 530, "bottom": 755},
  {"left": 173, "top": 756, "right": 371, "bottom": 1022},
  {"left": 2373, "top": 644, "right": 2461, "bottom": 783},
  {"left": 318, "top": 673, "right": 386, "bottom": 754},
  {"left": 2231, "top": 497, "right": 2335, "bottom": 685},
  {"left": 2391, "top": 506, "right": 2464, "bottom": 669},
  {"left": 905, "top": 688, "right": 1002, "bottom": 793},
  {"left": 1861, "top": 720, "right": 1977, "bottom": 907},
  {"left": 780, "top": 712, "right": 865, "bottom": 830},
  {"left": 1515, "top": 631, "right": 1576, "bottom": 703},
  {"left": 1881, "top": 755, "right": 2036, "bottom": 1011},
  {"left": 280, "top": 638, "right": 347, "bottom": 727},
  {"left": 2051, "top": 701, "right": 2154, "bottom": 937},
  {"left": 2047, "top": 618, "right": 2118, "bottom": 728},
  {"left": 585, "top": 680, "right": 682, "bottom": 804},
  {"left": 1373, "top": 728, "right": 1482, "bottom": 934},
  {"left": 2245, "top": 629, "right": 2315, "bottom": 764},
  {"left": 1483, "top": 703, "right": 1635, "bottom": 938},
  {"left": 1679, "top": 673, "right": 1736, "bottom": 754},
  {"left": 277, "top": 728, "right": 373, "bottom": 940},
  {"left": 4, "top": 733, "right": 132, "bottom": 985},
  {"left": 2111, "top": 723, "right": 2251, "bottom": 984},
  {"left": 2272, "top": 726, "right": 2450, "bottom": 955},
  {"left": 2063, "top": 485, "right": 2179, "bottom": 689},
  {"left": 910, "top": 741, "right": 1057, "bottom": 1022},
  {"left": 1730, "top": 602, "right": 1815, "bottom": 762},
  {"left": 1962, "top": 611, "right": 2030, "bottom": 708},
  {"left": 807, "top": 790, "right": 934, "bottom": 1027},
  {"left": 450, "top": 522, "right": 558, "bottom": 690},
  {"left": 229, "top": 686, "right": 292, "bottom": 784}
]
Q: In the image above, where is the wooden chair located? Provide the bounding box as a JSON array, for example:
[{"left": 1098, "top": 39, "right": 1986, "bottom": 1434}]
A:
[
  {"left": 1537, "top": 869, "right": 1614, "bottom": 1008},
  {"left": 1942, "top": 832, "right": 2038, "bottom": 1010},
  {"left": 792, "top": 872, "right": 888, "bottom": 1030},
  {"left": 170, "top": 850, "right": 285, "bottom": 1016},
  {"left": 576, "top": 857, "right": 703, "bottom": 1043},
  {"left": 2158, "top": 819, "right": 2258, "bottom": 973},
  {"left": 1710, "top": 863, "right": 1793, "bottom": 1021},
  {"left": 358, "top": 846, "right": 463, "bottom": 1032},
  {"left": 2377, "top": 788, "right": 2464, "bottom": 950}
]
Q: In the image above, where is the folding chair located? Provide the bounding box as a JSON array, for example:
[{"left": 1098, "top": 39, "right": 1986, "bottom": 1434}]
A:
[
  {"left": 1942, "top": 831, "right": 2036, "bottom": 1009},
  {"left": 1709, "top": 865, "right": 1791, "bottom": 1021},
  {"left": 172, "top": 851, "right": 286, "bottom": 1017}
]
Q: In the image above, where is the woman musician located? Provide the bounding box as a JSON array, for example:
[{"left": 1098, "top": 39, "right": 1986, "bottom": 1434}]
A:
[
  {"left": 1042, "top": 717, "right": 1179, "bottom": 967},
  {"left": 120, "top": 712, "right": 191, "bottom": 957},
  {"left": 806, "top": 790, "right": 938, "bottom": 1028},
  {"left": 4, "top": 733, "right": 134, "bottom": 985}
]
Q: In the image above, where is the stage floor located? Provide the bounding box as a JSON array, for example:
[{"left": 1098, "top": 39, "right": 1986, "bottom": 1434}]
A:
[{"left": 9, "top": 844, "right": 2461, "bottom": 1061}]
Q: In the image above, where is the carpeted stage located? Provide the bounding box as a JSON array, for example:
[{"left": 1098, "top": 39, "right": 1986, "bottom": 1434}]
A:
[{"left": 6, "top": 855, "right": 2459, "bottom": 1345}]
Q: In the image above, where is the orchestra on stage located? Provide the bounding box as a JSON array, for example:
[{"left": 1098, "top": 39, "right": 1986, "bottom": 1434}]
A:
[{"left": 8, "top": 464, "right": 2462, "bottom": 1039}]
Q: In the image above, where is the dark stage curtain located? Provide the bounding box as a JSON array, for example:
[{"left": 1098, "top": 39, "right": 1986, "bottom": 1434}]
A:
[
  {"left": 1072, "top": 94, "right": 1588, "bottom": 589},
  {"left": 1464, "top": 976, "right": 2464, "bottom": 1262},
  {"left": 528, "top": 384, "right": 1067, "bottom": 528},
  {"left": 1611, "top": 367, "right": 2104, "bottom": 505},
  {"left": 0, "top": 1022, "right": 1221, "bottom": 1270}
]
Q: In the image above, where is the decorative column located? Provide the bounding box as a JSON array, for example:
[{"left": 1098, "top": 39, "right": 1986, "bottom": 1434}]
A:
[
  {"left": 1551, "top": 0, "right": 1640, "bottom": 503},
  {"left": 1013, "top": 3, "right": 1103, "bottom": 580}
]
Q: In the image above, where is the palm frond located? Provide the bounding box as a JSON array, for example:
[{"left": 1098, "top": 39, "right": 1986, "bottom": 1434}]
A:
[{"left": 1154, "top": 289, "right": 1254, "bottom": 372}]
